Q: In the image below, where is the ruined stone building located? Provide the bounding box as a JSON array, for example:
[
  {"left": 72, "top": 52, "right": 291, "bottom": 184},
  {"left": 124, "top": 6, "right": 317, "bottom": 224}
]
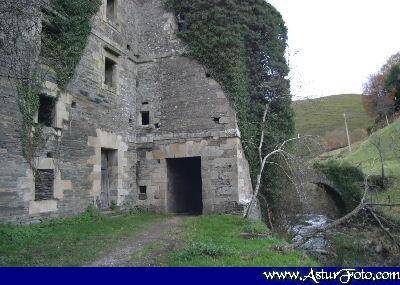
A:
[{"left": 0, "top": 0, "right": 253, "bottom": 223}]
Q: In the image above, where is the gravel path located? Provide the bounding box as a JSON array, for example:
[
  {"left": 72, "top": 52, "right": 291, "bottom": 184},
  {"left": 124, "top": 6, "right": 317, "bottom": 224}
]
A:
[{"left": 90, "top": 216, "right": 186, "bottom": 267}]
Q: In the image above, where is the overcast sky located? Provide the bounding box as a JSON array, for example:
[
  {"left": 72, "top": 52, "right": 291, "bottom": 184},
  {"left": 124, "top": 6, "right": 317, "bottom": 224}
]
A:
[{"left": 267, "top": 0, "right": 400, "bottom": 100}]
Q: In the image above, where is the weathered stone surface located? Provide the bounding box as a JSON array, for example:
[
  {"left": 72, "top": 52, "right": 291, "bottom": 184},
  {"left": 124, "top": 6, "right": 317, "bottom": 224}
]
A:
[{"left": 0, "top": 0, "right": 254, "bottom": 223}]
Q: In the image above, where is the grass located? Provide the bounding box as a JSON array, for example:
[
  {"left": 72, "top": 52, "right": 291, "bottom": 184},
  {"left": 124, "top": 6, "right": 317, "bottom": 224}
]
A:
[
  {"left": 320, "top": 119, "right": 400, "bottom": 220},
  {"left": 344, "top": 120, "right": 400, "bottom": 220},
  {"left": 294, "top": 94, "right": 372, "bottom": 148},
  {"left": 131, "top": 240, "right": 169, "bottom": 266},
  {"left": 344, "top": 120, "right": 400, "bottom": 175},
  {"left": 0, "top": 209, "right": 165, "bottom": 266},
  {"left": 167, "top": 215, "right": 318, "bottom": 266},
  {"left": 0, "top": 213, "right": 317, "bottom": 267}
]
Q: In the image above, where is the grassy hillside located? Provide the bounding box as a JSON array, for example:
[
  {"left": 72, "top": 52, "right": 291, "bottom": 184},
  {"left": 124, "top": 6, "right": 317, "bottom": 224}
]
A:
[
  {"left": 294, "top": 94, "right": 373, "bottom": 149},
  {"left": 322, "top": 119, "right": 400, "bottom": 219},
  {"left": 345, "top": 120, "right": 400, "bottom": 175}
]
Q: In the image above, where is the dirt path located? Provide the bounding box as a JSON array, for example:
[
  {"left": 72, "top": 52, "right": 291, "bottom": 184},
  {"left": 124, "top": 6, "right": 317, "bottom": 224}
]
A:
[{"left": 90, "top": 215, "right": 186, "bottom": 267}]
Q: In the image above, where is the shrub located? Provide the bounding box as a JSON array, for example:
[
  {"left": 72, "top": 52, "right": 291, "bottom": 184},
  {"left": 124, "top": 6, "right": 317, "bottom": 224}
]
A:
[{"left": 314, "top": 160, "right": 364, "bottom": 212}]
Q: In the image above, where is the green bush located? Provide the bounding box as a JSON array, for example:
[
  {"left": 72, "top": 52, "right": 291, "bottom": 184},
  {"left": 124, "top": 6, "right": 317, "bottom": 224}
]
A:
[{"left": 314, "top": 160, "right": 364, "bottom": 212}]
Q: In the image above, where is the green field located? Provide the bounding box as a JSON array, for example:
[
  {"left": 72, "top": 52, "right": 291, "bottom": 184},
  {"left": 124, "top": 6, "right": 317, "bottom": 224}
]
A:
[
  {"left": 322, "top": 119, "right": 400, "bottom": 219},
  {"left": 293, "top": 94, "right": 373, "bottom": 149}
]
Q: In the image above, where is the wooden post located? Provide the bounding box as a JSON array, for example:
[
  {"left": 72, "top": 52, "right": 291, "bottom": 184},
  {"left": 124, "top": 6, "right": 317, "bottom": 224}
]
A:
[{"left": 343, "top": 113, "right": 352, "bottom": 153}]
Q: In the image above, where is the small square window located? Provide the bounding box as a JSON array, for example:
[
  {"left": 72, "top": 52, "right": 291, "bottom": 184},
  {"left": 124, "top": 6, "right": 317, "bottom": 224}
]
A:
[
  {"left": 104, "top": 57, "right": 116, "bottom": 87},
  {"left": 38, "top": 95, "right": 55, "bottom": 127},
  {"left": 139, "top": 186, "right": 147, "bottom": 194},
  {"left": 35, "top": 169, "right": 54, "bottom": 201},
  {"left": 106, "top": 0, "right": 116, "bottom": 22},
  {"left": 141, "top": 111, "right": 150, "bottom": 126}
]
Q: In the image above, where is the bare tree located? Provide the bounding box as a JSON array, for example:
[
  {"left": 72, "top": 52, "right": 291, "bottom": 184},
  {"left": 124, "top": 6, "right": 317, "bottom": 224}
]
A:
[
  {"left": 243, "top": 101, "right": 319, "bottom": 221},
  {"left": 370, "top": 135, "right": 386, "bottom": 189}
]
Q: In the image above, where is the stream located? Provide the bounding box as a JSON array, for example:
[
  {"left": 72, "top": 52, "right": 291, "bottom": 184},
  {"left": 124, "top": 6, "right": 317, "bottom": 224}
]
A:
[{"left": 290, "top": 214, "right": 330, "bottom": 252}]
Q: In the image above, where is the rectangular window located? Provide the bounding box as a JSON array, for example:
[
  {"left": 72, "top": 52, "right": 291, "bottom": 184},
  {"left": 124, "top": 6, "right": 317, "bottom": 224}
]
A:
[
  {"left": 38, "top": 95, "right": 55, "bottom": 127},
  {"left": 139, "top": 186, "right": 147, "bottom": 194},
  {"left": 35, "top": 169, "right": 54, "bottom": 201},
  {"left": 139, "top": 186, "right": 147, "bottom": 200},
  {"left": 141, "top": 111, "right": 150, "bottom": 126},
  {"left": 104, "top": 57, "right": 116, "bottom": 87},
  {"left": 106, "top": 0, "right": 116, "bottom": 22}
]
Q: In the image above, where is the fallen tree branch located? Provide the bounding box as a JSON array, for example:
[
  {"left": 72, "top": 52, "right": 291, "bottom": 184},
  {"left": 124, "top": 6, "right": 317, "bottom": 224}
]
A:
[
  {"left": 276, "top": 175, "right": 400, "bottom": 252},
  {"left": 240, "top": 232, "right": 271, "bottom": 239},
  {"left": 278, "top": 178, "right": 370, "bottom": 251},
  {"left": 367, "top": 202, "right": 400, "bottom": 207},
  {"left": 366, "top": 206, "right": 400, "bottom": 249}
]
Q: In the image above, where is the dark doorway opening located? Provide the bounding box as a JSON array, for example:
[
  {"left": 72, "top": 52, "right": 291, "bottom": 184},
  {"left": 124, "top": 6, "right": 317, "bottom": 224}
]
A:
[
  {"left": 100, "top": 148, "right": 118, "bottom": 209},
  {"left": 167, "top": 157, "right": 203, "bottom": 214}
]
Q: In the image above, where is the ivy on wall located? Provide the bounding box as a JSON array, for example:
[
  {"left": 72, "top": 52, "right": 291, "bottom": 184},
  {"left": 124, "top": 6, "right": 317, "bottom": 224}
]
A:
[
  {"left": 165, "top": 0, "right": 295, "bottom": 215},
  {"left": 41, "top": 0, "right": 101, "bottom": 89},
  {"left": 16, "top": 75, "right": 44, "bottom": 169},
  {"left": 16, "top": 0, "right": 100, "bottom": 168}
]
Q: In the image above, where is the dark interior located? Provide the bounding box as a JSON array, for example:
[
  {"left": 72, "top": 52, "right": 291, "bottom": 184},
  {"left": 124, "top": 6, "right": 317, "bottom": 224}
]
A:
[
  {"left": 167, "top": 157, "right": 203, "bottom": 214},
  {"left": 141, "top": 111, "right": 150, "bottom": 125},
  {"left": 38, "top": 95, "right": 55, "bottom": 127},
  {"left": 104, "top": 57, "right": 116, "bottom": 86}
]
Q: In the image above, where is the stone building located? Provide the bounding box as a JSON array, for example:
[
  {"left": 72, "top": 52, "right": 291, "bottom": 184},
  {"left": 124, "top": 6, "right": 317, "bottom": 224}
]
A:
[{"left": 0, "top": 0, "right": 253, "bottom": 223}]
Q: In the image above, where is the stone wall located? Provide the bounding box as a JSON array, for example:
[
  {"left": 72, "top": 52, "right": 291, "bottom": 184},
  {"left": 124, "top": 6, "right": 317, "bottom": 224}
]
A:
[{"left": 0, "top": 0, "right": 254, "bottom": 223}]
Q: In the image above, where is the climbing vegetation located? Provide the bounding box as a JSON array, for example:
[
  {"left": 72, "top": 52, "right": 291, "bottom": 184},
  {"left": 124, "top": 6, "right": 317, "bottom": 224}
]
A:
[
  {"left": 16, "top": 75, "right": 45, "bottom": 169},
  {"left": 41, "top": 0, "right": 101, "bottom": 89},
  {"left": 314, "top": 160, "right": 364, "bottom": 212},
  {"left": 15, "top": 0, "right": 100, "bottom": 167},
  {"left": 165, "top": 0, "right": 294, "bottom": 217}
]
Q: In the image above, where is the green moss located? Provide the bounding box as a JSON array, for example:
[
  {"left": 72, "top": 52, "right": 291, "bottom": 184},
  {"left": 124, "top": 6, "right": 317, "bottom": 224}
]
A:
[
  {"left": 314, "top": 160, "right": 364, "bottom": 212},
  {"left": 165, "top": 0, "right": 294, "bottom": 212}
]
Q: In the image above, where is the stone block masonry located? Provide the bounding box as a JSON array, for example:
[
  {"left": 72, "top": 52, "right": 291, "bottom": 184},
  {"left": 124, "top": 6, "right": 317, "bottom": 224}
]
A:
[{"left": 0, "top": 0, "right": 253, "bottom": 223}]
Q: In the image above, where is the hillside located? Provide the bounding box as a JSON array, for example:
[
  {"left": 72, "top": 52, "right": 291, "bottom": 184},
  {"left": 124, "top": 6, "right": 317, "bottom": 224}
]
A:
[
  {"left": 293, "top": 94, "right": 373, "bottom": 149},
  {"left": 322, "top": 119, "right": 400, "bottom": 220}
]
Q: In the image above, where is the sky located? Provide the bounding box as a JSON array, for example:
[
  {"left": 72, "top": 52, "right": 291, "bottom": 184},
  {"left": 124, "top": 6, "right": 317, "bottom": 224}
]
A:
[{"left": 267, "top": 0, "right": 400, "bottom": 100}]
